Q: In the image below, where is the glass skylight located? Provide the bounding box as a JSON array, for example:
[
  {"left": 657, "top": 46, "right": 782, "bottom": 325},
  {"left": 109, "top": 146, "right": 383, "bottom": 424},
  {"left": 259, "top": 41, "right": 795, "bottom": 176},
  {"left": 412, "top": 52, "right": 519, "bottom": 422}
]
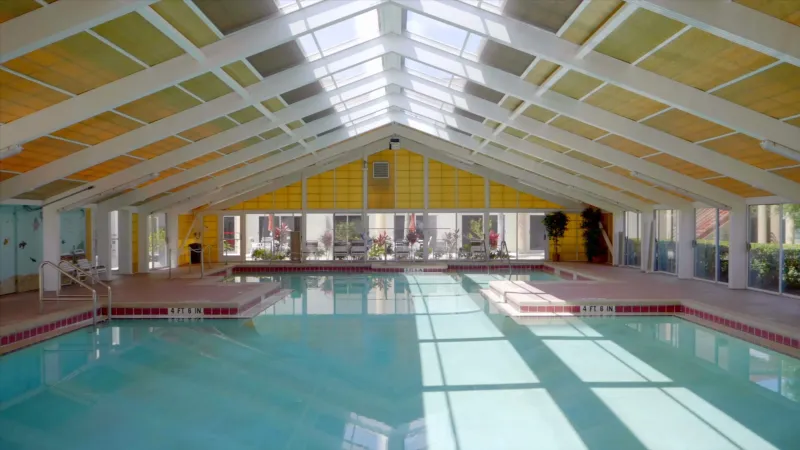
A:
[
  {"left": 331, "top": 58, "right": 383, "bottom": 87},
  {"left": 404, "top": 90, "right": 455, "bottom": 113},
  {"left": 406, "top": 11, "right": 467, "bottom": 54},
  {"left": 404, "top": 58, "right": 467, "bottom": 91},
  {"left": 313, "top": 9, "right": 380, "bottom": 56},
  {"left": 456, "top": 0, "right": 508, "bottom": 15}
]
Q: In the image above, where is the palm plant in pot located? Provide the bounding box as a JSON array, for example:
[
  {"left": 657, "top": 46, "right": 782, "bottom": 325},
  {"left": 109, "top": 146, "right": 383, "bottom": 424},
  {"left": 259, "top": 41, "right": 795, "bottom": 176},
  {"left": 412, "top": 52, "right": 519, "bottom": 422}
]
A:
[
  {"left": 580, "top": 207, "right": 607, "bottom": 263},
  {"left": 543, "top": 212, "right": 568, "bottom": 262}
]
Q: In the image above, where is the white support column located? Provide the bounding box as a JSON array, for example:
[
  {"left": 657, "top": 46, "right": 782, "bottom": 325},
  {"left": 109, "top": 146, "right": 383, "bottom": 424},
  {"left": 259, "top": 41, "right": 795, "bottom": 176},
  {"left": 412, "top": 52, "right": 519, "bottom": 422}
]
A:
[
  {"left": 728, "top": 204, "right": 748, "bottom": 289},
  {"left": 677, "top": 207, "right": 695, "bottom": 280},
  {"left": 483, "top": 211, "right": 490, "bottom": 262},
  {"left": 612, "top": 212, "right": 625, "bottom": 266},
  {"left": 423, "top": 155, "right": 429, "bottom": 261},
  {"left": 137, "top": 213, "right": 149, "bottom": 274},
  {"left": 640, "top": 211, "right": 654, "bottom": 272},
  {"left": 94, "top": 206, "right": 113, "bottom": 281},
  {"left": 166, "top": 212, "right": 179, "bottom": 269},
  {"left": 117, "top": 209, "right": 133, "bottom": 274},
  {"left": 42, "top": 205, "right": 61, "bottom": 291}
]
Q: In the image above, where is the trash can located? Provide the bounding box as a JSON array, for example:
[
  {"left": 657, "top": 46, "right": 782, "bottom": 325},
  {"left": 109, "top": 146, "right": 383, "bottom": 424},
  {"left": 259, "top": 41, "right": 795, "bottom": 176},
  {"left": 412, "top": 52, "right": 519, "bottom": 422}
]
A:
[{"left": 189, "top": 243, "right": 202, "bottom": 264}]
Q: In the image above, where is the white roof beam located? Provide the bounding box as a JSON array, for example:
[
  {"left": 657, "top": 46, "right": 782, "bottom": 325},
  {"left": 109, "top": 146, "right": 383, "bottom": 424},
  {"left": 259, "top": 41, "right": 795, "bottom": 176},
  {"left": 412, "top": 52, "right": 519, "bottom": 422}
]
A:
[
  {"left": 0, "top": 0, "right": 157, "bottom": 64},
  {"left": 630, "top": 0, "right": 800, "bottom": 67},
  {"left": 388, "top": 98, "right": 651, "bottom": 211},
  {"left": 145, "top": 120, "right": 391, "bottom": 214},
  {"left": 0, "top": 0, "right": 385, "bottom": 149},
  {"left": 391, "top": 0, "right": 800, "bottom": 151},
  {"left": 0, "top": 38, "right": 388, "bottom": 201},
  {"left": 385, "top": 35, "right": 800, "bottom": 203}
]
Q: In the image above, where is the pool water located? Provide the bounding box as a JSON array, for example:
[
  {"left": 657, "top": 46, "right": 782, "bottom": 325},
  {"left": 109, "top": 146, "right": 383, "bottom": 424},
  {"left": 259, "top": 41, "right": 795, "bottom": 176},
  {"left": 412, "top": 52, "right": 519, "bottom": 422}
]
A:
[{"left": 1, "top": 273, "right": 798, "bottom": 450}]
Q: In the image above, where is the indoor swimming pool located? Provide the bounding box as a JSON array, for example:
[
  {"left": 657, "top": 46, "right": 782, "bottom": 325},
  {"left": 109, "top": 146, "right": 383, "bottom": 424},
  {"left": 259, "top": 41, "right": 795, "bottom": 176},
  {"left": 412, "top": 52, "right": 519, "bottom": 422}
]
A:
[{"left": 0, "top": 272, "right": 798, "bottom": 450}]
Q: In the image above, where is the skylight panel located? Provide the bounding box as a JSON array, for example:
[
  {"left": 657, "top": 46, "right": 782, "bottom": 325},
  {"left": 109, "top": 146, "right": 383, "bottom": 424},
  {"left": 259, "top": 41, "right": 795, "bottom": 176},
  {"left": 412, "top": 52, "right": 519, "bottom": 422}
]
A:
[
  {"left": 275, "top": 0, "right": 300, "bottom": 13},
  {"left": 404, "top": 90, "right": 454, "bottom": 113},
  {"left": 406, "top": 11, "right": 468, "bottom": 54},
  {"left": 404, "top": 59, "right": 452, "bottom": 86},
  {"left": 351, "top": 108, "right": 388, "bottom": 125},
  {"left": 331, "top": 58, "right": 383, "bottom": 87},
  {"left": 462, "top": 33, "right": 484, "bottom": 61},
  {"left": 344, "top": 87, "right": 387, "bottom": 109},
  {"left": 296, "top": 34, "right": 321, "bottom": 61},
  {"left": 313, "top": 10, "right": 379, "bottom": 57}
]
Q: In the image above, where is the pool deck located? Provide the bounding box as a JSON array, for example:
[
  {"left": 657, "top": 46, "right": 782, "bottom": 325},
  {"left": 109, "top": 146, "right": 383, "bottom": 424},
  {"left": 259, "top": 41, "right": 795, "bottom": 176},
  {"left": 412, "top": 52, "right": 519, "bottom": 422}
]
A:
[{"left": 2, "top": 262, "right": 799, "bottom": 356}]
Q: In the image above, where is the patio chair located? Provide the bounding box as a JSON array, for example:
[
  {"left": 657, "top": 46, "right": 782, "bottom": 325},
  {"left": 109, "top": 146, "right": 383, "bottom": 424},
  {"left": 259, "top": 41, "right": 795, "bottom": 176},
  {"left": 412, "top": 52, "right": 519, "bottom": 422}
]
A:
[
  {"left": 333, "top": 241, "right": 350, "bottom": 260},
  {"left": 470, "top": 240, "right": 487, "bottom": 260},
  {"left": 349, "top": 240, "right": 366, "bottom": 261},
  {"left": 304, "top": 240, "right": 319, "bottom": 260},
  {"left": 434, "top": 240, "right": 448, "bottom": 259},
  {"left": 395, "top": 241, "right": 410, "bottom": 260},
  {"left": 73, "top": 250, "right": 106, "bottom": 283}
]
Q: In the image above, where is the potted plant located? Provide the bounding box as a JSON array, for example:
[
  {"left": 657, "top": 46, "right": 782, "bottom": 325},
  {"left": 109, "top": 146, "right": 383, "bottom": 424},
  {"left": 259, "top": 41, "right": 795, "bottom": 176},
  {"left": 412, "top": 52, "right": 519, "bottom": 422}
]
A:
[
  {"left": 543, "top": 212, "right": 568, "bottom": 262},
  {"left": 580, "top": 207, "right": 607, "bottom": 263}
]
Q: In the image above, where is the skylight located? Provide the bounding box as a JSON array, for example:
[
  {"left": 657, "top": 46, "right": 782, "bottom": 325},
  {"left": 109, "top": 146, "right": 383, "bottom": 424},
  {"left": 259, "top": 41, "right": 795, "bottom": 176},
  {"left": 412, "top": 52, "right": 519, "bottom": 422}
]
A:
[
  {"left": 404, "top": 58, "right": 467, "bottom": 91},
  {"left": 405, "top": 90, "right": 455, "bottom": 113},
  {"left": 406, "top": 11, "right": 467, "bottom": 54},
  {"left": 313, "top": 9, "right": 380, "bottom": 56},
  {"left": 456, "top": 0, "right": 508, "bottom": 15}
]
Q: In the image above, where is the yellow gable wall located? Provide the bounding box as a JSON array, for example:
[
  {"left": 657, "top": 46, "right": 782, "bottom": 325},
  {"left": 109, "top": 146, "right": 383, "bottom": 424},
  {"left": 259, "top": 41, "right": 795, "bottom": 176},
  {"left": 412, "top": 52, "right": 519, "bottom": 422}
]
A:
[{"left": 222, "top": 149, "right": 563, "bottom": 211}]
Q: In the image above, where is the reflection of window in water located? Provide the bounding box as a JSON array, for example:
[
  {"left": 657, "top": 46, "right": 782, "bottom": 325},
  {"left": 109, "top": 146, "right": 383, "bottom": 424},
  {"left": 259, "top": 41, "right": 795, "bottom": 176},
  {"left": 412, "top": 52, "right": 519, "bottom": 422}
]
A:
[{"left": 342, "top": 413, "right": 390, "bottom": 450}]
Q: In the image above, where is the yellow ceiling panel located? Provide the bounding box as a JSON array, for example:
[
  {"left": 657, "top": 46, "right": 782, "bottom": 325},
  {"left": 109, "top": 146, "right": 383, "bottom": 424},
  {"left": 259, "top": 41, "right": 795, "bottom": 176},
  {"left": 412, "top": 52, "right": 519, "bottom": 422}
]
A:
[
  {"left": 115, "top": 86, "right": 202, "bottom": 123},
  {"left": 211, "top": 164, "right": 246, "bottom": 177},
  {"left": 14, "top": 179, "right": 87, "bottom": 201},
  {"left": 51, "top": 111, "right": 143, "bottom": 145},
  {"left": 712, "top": 63, "right": 800, "bottom": 119},
  {"left": 583, "top": 84, "right": 669, "bottom": 121},
  {"left": 262, "top": 97, "right": 285, "bottom": 113},
  {"left": 223, "top": 60, "right": 260, "bottom": 88},
  {"left": 137, "top": 167, "right": 182, "bottom": 188},
  {"left": 68, "top": 155, "right": 142, "bottom": 182},
  {"left": 565, "top": 151, "right": 609, "bottom": 168},
  {"left": 151, "top": 0, "right": 220, "bottom": 47},
  {"left": 218, "top": 136, "right": 263, "bottom": 154},
  {"left": 0, "top": 0, "right": 41, "bottom": 23},
  {"left": 549, "top": 116, "right": 608, "bottom": 140},
  {"left": 597, "top": 134, "right": 659, "bottom": 157},
  {"left": 735, "top": 0, "right": 800, "bottom": 26},
  {"left": 550, "top": 70, "right": 604, "bottom": 100},
  {"left": 700, "top": 133, "right": 798, "bottom": 170},
  {"left": 3, "top": 32, "right": 143, "bottom": 95},
  {"left": 0, "top": 70, "right": 70, "bottom": 122},
  {"left": 560, "top": 0, "right": 624, "bottom": 45},
  {"left": 646, "top": 153, "right": 721, "bottom": 179},
  {"left": 179, "top": 72, "right": 232, "bottom": 101},
  {"left": 773, "top": 166, "right": 800, "bottom": 183},
  {"left": 787, "top": 116, "right": 800, "bottom": 127},
  {"left": 128, "top": 136, "right": 189, "bottom": 159},
  {"left": 637, "top": 28, "right": 776, "bottom": 91},
  {"left": 642, "top": 109, "right": 733, "bottom": 142},
  {"left": 521, "top": 104, "right": 558, "bottom": 123},
  {"left": 178, "top": 152, "right": 222, "bottom": 170},
  {"left": 178, "top": 116, "right": 237, "bottom": 141},
  {"left": 594, "top": 9, "right": 685, "bottom": 64},
  {"left": 523, "top": 60, "right": 560, "bottom": 86},
  {"left": 0, "top": 171, "right": 17, "bottom": 182},
  {"left": 704, "top": 177, "right": 772, "bottom": 197},
  {"left": 502, "top": 127, "right": 527, "bottom": 139},
  {"left": 229, "top": 106, "right": 263, "bottom": 124},
  {"left": 92, "top": 12, "right": 184, "bottom": 66},
  {"left": 0, "top": 136, "right": 86, "bottom": 173},
  {"left": 500, "top": 96, "right": 523, "bottom": 111},
  {"left": 525, "top": 135, "right": 571, "bottom": 153}
]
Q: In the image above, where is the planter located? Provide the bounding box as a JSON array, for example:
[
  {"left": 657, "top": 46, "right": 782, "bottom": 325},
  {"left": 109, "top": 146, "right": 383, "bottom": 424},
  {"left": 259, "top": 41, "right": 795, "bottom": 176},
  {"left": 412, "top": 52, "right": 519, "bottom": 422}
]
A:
[
  {"left": 553, "top": 254, "right": 561, "bottom": 262},
  {"left": 591, "top": 255, "right": 607, "bottom": 264}
]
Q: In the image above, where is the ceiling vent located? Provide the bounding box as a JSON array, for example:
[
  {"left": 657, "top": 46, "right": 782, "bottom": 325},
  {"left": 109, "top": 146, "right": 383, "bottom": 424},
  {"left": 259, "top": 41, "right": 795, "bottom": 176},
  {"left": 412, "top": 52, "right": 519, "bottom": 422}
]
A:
[
  {"left": 373, "top": 161, "right": 390, "bottom": 179},
  {"left": 389, "top": 137, "right": 400, "bottom": 150}
]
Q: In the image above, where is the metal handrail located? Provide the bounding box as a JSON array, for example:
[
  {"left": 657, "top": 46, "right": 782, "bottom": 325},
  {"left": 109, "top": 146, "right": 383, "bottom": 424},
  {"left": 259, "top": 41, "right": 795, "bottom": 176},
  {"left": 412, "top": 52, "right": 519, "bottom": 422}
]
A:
[
  {"left": 500, "top": 240, "right": 512, "bottom": 277},
  {"left": 39, "top": 261, "right": 98, "bottom": 327},
  {"left": 61, "top": 261, "right": 113, "bottom": 322}
]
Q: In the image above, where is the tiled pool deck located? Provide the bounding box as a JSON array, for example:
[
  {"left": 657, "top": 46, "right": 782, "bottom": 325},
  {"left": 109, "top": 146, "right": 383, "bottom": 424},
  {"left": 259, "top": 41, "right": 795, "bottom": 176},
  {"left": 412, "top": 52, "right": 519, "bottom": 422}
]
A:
[{"left": 1, "top": 262, "right": 798, "bottom": 356}]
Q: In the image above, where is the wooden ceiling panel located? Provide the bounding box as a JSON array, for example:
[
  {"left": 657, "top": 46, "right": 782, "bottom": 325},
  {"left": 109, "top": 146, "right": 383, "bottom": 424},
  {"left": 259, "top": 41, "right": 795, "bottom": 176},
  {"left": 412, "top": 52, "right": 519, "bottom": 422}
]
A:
[
  {"left": 3, "top": 32, "right": 143, "bottom": 95},
  {"left": 560, "top": 0, "right": 624, "bottom": 45},
  {"left": 735, "top": 0, "right": 800, "bottom": 26},
  {"left": 136, "top": 167, "right": 183, "bottom": 188},
  {"left": 525, "top": 135, "right": 571, "bottom": 153},
  {"left": 700, "top": 133, "right": 798, "bottom": 170},
  {"left": 523, "top": 60, "right": 560, "bottom": 86},
  {"left": 502, "top": 127, "right": 527, "bottom": 139},
  {"left": 0, "top": 70, "right": 70, "bottom": 122},
  {"left": 549, "top": 116, "right": 608, "bottom": 140},
  {"left": 178, "top": 152, "right": 223, "bottom": 170},
  {"left": 583, "top": 84, "right": 669, "bottom": 121},
  {"left": 0, "top": 136, "right": 86, "bottom": 173},
  {"left": 787, "top": 116, "right": 800, "bottom": 127},
  {"left": 578, "top": 174, "right": 621, "bottom": 191},
  {"left": 550, "top": 70, "right": 604, "bottom": 100},
  {"left": 51, "top": 111, "right": 143, "bottom": 145},
  {"left": 642, "top": 109, "right": 733, "bottom": 142},
  {"left": 712, "top": 63, "right": 800, "bottom": 119},
  {"left": 646, "top": 153, "right": 721, "bottom": 179},
  {"left": 504, "top": 0, "right": 583, "bottom": 33},
  {"left": 597, "top": 134, "right": 659, "bottom": 157},
  {"left": 594, "top": 9, "right": 685, "bottom": 64},
  {"left": 0, "top": 0, "right": 42, "bottom": 23},
  {"left": 637, "top": 28, "right": 776, "bottom": 91},
  {"left": 128, "top": 136, "right": 190, "bottom": 159},
  {"left": 218, "top": 137, "right": 263, "bottom": 155},
  {"left": 68, "top": 155, "right": 142, "bottom": 182},
  {"left": 179, "top": 72, "right": 232, "bottom": 102},
  {"left": 704, "top": 177, "right": 772, "bottom": 197},
  {"left": 151, "top": 0, "right": 220, "bottom": 47},
  {"left": 773, "top": 166, "right": 800, "bottom": 183},
  {"left": 0, "top": 171, "right": 17, "bottom": 182},
  {"left": 115, "top": 86, "right": 202, "bottom": 123},
  {"left": 211, "top": 164, "right": 246, "bottom": 177},
  {"left": 178, "top": 117, "right": 238, "bottom": 141},
  {"left": 14, "top": 179, "right": 86, "bottom": 201},
  {"left": 262, "top": 97, "right": 286, "bottom": 113},
  {"left": 229, "top": 106, "right": 263, "bottom": 124},
  {"left": 92, "top": 12, "right": 184, "bottom": 66}
]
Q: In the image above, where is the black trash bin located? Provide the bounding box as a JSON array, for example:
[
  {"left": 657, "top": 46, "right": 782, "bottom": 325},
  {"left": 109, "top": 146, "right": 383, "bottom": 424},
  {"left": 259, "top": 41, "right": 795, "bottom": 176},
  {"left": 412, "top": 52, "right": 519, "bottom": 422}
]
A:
[{"left": 188, "top": 243, "right": 202, "bottom": 264}]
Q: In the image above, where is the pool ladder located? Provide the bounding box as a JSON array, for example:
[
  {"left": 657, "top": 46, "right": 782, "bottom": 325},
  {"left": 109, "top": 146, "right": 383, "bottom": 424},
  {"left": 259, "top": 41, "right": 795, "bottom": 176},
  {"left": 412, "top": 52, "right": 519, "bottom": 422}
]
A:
[
  {"left": 500, "top": 240, "right": 511, "bottom": 277},
  {"left": 39, "top": 261, "right": 113, "bottom": 328}
]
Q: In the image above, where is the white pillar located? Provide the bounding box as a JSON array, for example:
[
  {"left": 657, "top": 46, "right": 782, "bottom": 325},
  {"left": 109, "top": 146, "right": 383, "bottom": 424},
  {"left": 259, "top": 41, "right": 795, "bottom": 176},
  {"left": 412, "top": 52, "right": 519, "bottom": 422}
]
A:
[
  {"left": 612, "top": 211, "right": 624, "bottom": 266},
  {"left": 166, "top": 212, "right": 179, "bottom": 268},
  {"left": 118, "top": 209, "right": 133, "bottom": 274},
  {"left": 640, "top": 210, "right": 654, "bottom": 272},
  {"left": 677, "top": 207, "right": 695, "bottom": 279},
  {"left": 42, "top": 205, "right": 61, "bottom": 291},
  {"left": 728, "top": 204, "right": 748, "bottom": 289},
  {"left": 137, "top": 213, "right": 149, "bottom": 273},
  {"left": 95, "top": 205, "right": 113, "bottom": 280}
]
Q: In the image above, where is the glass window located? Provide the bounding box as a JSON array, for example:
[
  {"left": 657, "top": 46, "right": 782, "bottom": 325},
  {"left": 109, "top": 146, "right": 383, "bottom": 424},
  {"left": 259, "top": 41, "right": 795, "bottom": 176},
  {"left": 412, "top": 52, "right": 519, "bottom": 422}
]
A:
[
  {"left": 149, "top": 213, "right": 167, "bottom": 269},
  {"left": 427, "top": 213, "right": 458, "bottom": 260},
  {"left": 654, "top": 210, "right": 677, "bottom": 274},
  {"left": 782, "top": 203, "right": 799, "bottom": 296},
  {"left": 406, "top": 11, "right": 468, "bottom": 53},
  {"left": 624, "top": 211, "right": 640, "bottom": 267},
  {"left": 718, "top": 209, "right": 730, "bottom": 283},
  {"left": 748, "top": 205, "right": 781, "bottom": 292},
  {"left": 306, "top": 213, "right": 333, "bottom": 260},
  {"left": 694, "top": 208, "right": 716, "bottom": 280},
  {"left": 221, "top": 215, "right": 241, "bottom": 258},
  {"left": 313, "top": 10, "right": 379, "bottom": 56}
]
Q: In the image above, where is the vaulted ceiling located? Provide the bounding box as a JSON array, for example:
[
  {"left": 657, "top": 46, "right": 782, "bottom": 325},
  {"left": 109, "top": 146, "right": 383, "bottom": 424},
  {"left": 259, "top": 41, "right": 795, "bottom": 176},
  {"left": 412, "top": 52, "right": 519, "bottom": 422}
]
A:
[{"left": 0, "top": 0, "right": 799, "bottom": 214}]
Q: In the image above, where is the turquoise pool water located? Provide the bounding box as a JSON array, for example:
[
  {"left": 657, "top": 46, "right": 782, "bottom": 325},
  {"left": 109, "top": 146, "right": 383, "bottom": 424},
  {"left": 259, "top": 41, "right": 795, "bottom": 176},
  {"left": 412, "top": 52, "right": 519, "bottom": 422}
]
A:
[{"left": 1, "top": 273, "right": 798, "bottom": 449}]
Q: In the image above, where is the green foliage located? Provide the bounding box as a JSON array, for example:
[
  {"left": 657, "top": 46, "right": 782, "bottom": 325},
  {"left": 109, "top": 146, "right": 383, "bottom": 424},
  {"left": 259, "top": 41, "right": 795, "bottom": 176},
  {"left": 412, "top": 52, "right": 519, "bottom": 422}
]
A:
[
  {"left": 251, "top": 247, "right": 286, "bottom": 261},
  {"left": 468, "top": 219, "right": 483, "bottom": 240},
  {"left": 368, "top": 232, "right": 392, "bottom": 259},
  {"left": 543, "top": 212, "right": 569, "bottom": 258},
  {"left": 334, "top": 222, "right": 359, "bottom": 241},
  {"left": 443, "top": 228, "right": 460, "bottom": 252},
  {"left": 695, "top": 240, "right": 800, "bottom": 289},
  {"left": 148, "top": 228, "right": 166, "bottom": 251},
  {"left": 580, "top": 207, "right": 605, "bottom": 261}
]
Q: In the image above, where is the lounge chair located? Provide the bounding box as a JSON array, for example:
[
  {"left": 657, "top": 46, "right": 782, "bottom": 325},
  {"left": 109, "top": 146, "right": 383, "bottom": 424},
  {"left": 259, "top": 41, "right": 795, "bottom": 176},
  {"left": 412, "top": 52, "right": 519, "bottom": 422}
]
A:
[
  {"left": 333, "top": 241, "right": 349, "bottom": 260},
  {"left": 349, "top": 240, "right": 366, "bottom": 261},
  {"left": 304, "top": 240, "right": 319, "bottom": 260},
  {"left": 470, "top": 240, "right": 487, "bottom": 260}
]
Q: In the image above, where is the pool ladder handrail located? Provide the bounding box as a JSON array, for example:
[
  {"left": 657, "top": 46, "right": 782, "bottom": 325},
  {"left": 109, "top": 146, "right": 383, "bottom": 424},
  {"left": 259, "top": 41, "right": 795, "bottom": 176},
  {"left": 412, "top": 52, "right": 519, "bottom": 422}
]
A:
[
  {"left": 63, "top": 261, "right": 113, "bottom": 321},
  {"left": 500, "top": 240, "right": 511, "bottom": 277},
  {"left": 39, "top": 261, "right": 106, "bottom": 327}
]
